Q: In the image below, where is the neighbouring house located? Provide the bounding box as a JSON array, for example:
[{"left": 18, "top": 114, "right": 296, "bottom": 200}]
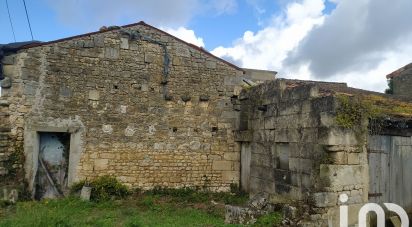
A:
[
  {"left": 386, "top": 62, "right": 412, "bottom": 97},
  {"left": 1, "top": 21, "right": 412, "bottom": 226}
]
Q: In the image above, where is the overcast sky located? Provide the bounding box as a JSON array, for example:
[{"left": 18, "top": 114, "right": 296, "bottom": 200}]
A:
[{"left": 1, "top": 0, "right": 412, "bottom": 92}]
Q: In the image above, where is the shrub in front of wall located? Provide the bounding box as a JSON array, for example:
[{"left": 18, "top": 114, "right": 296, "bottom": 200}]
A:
[{"left": 70, "top": 176, "right": 129, "bottom": 202}]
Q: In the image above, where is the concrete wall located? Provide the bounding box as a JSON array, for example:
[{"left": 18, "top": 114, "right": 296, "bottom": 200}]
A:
[
  {"left": 236, "top": 80, "right": 369, "bottom": 226},
  {"left": 1, "top": 24, "right": 245, "bottom": 191}
]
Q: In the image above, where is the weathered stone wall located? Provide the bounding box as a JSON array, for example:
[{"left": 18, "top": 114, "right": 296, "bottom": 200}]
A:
[
  {"left": 392, "top": 70, "right": 412, "bottom": 97},
  {"left": 236, "top": 80, "right": 369, "bottom": 226},
  {"left": 0, "top": 100, "right": 10, "bottom": 178},
  {"left": 1, "top": 23, "right": 245, "bottom": 191},
  {"left": 0, "top": 97, "right": 23, "bottom": 202}
]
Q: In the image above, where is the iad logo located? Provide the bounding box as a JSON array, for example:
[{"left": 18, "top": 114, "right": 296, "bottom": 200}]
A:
[{"left": 339, "top": 193, "right": 409, "bottom": 227}]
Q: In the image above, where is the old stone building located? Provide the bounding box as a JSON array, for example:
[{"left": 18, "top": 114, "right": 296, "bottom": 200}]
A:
[
  {"left": 1, "top": 21, "right": 412, "bottom": 226},
  {"left": 0, "top": 21, "right": 278, "bottom": 198},
  {"left": 386, "top": 62, "right": 412, "bottom": 97}
]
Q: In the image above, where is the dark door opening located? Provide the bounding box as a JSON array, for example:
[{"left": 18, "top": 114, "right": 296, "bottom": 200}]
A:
[{"left": 35, "top": 132, "right": 70, "bottom": 200}]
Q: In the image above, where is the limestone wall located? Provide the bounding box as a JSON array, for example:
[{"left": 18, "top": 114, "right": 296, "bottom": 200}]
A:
[
  {"left": 1, "top": 23, "right": 244, "bottom": 191},
  {"left": 236, "top": 80, "right": 369, "bottom": 226}
]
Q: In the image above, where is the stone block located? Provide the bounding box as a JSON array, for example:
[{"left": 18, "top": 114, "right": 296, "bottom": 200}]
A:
[
  {"left": 88, "top": 90, "right": 100, "bottom": 101},
  {"left": 224, "top": 152, "right": 240, "bottom": 161},
  {"left": 264, "top": 117, "right": 276, "bottom": 129},
  {"left": 212, "top": 160, "right": 232, "bottom": 171},
  {"left": 206, "top": 61, "right": 216, "bottom": 69},
  {"left": 222, "top": 171, "right": 239, "bottom": 182},
  {"left": 189, "top": 141, "right": 201, "bottom": 150},
  {"left": 120, "top": 38, "right": 129, "bottom": 49},
  {"left": 59, "top": 86, "right": 72, "bottom": 98},
  {"left": 318, "top": 127, "right": 358, "bottom": 146},
  {"left": 93, "top": 36, "right": 105, "bottom": 47},
  {"left": 144, "top": 53, "right": 155, "bottom": 63},
  {"left": 320, "top": 164, "right": 366, "bottom": 190},
  {"left": 172, "top": 57, "right": 182, "bottom": 66},
  {"left": 275, "top": 128, "right": 299, "bottom": 143},
  {"left": 347, "top": 152, "right": 362, "bottom": 165},
  {"left": 224, "top": 76, "right": 242, "bottom": 86},
  {"left": 320, "top": 112, "right": 335, "bottom": 127},
  {"left": 2, "top": 65, "right": 15, "bottom": 76},
  {"left": 249, "top": 177, "right": 276, "bottom": 194},
  {"left": 100, "top": 153, "right": 115, "bottom": 159},
  {"left": 94, "top": 159, "right": 109, "bottom": 170},
  {"left": 330, "top": 152, "right": 348, "bottom": 164},
  {"left": 313, "top": 192, "right": 338, "bottom": 207},
  {"left": 289, "top": 158, "right": 312, "bottom": 174},
  {"left": 23, "top": 83, "right": 37, "bottom": 96},
  {"left": 0, "top": 77, "right": 12, "bottom": 89},
  {"left": 251, "top": 153, "right": 271, "bottom": 168},
  {"left": 234, "top": 131, "right": 252, "bottom": 142},
  {"left": 278, "top": 104, "right": 300, "bottom": 116},
  {"left": 301, "top": 128, "right": 317, "bottom": 142},
  {"left": 83, "top": 40, "right": 94, "bottom": 48},
  {"left": 104, "top": 47, "right": 119, "bottom": 59}
]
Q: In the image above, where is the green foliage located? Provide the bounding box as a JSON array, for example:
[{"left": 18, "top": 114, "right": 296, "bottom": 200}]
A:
[
  {"left": 70, "top": 176, "right": 129, "bottom": 202},
  {"left": 0, "top": 200, "right": 13, "bottom": 208},
  {"left": 69, "top": 180, "right": 86, "bottom": 194},
  {"left": 335, "top": 95, "right": 379, "bottom": 129},
  {"left": 137, "top": 196, "right": 155, "bottom": 209},
  {"left": 144, "top": 186, "right": 248, "bottom": 205},
  {"left": 253, "top": 212, "right": 282, "bottom": 227},
  {"left": 385, "top": 79, "right": 394, "bottom": 94}
]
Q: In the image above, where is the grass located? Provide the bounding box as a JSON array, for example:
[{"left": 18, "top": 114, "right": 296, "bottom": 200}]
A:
[
  {"left": 0, "top": 184, "right": 281, "bottom": 227},
  {"left": 0, "top": 195, "right": 236, "bottom": 227},
  {"left": 0, "top": 187, "right": 262, "bottom": 227}
]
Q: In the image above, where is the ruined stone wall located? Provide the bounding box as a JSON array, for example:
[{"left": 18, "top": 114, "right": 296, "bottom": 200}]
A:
[
  {"left": 236, "top": 80, "right": 369, "bottom": 226},
  {"left": 1, "top": 24, "right": 243, "bottom": 191}
]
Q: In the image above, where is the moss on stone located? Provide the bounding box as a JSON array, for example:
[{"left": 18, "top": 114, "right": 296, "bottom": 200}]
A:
[{"left": 335, "top": 93, "right": 412, "bottom": 129}]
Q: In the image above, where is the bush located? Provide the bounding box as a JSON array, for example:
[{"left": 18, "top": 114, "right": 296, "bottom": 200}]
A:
[{"left": 70, "top": 176, "right": 129, "bottom": 202}]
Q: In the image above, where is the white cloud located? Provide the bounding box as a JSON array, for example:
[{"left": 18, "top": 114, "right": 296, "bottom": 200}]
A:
[
  {"left": 162, "top": 27, "right": 205, "bottom": 47},
  {"left": 212, "top": 0, "right": 325, "bottom": 78},
  {"left": 209, "top": 0, "right": 237, "bottom": 15},
  {"left": 212, "top": 0, "right": 412, "bottom": 92},
  {"left": 326, "top": 45, "right": 412, "bottom": 92},
  {"left": 285, "top": 0, "right": 412, "bottom": 92}
]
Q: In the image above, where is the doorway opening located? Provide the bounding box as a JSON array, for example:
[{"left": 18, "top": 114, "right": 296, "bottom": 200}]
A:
[{"left": 34, "top": 132, "right": 71, "bottom": 200}]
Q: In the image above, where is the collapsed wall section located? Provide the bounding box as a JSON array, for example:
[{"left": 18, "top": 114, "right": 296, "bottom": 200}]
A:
[{"left": 236, "top": 80, "right": 369, "bottom": 226}]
